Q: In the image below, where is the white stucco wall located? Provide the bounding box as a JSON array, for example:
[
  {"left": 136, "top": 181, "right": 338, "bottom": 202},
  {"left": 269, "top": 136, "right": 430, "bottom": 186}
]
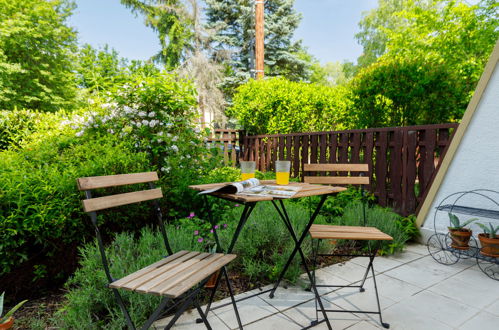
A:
[{"left": 421, "top": 62, "right": 499, "bottom": 238}]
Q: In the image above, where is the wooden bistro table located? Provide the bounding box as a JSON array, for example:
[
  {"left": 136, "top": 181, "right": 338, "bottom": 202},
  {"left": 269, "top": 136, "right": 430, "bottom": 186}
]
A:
[{"left": 189, "top": 180, "right": 346, "bottom": 329}]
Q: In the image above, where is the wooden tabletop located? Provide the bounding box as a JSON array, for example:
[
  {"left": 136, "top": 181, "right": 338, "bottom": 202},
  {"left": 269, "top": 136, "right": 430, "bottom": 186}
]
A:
[{"left": 189, "top": 180, "right": 347, "bottom": 203}]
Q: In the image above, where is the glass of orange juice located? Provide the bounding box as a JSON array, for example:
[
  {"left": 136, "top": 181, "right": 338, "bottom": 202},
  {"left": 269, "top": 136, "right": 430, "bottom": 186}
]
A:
[
  {"left": 240, "top": 161, "right": 256, "bottom": 181},
  {"left": 275, "top": 160, "right": 291, "bottom": 185}
]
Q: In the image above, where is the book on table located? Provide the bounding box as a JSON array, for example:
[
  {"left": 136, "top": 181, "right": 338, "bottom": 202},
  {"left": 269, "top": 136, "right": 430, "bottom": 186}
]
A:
[{"left": 198, "top": 178, "right": 301, "bottom": 198}]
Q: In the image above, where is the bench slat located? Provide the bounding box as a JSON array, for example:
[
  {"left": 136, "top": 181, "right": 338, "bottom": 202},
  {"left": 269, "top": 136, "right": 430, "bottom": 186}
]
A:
[
  {"left": 77, "top": 172, "right": 159, "bottom": 190},
  {"left": 110, "top": 251, "right": 191, "bottom": 288},
  {"left": 113, "top": 252, "right": 202, "bottom": 290},
  {"left": 304, "top": 164, "right": 368, "bottom": 172},
  {"left": 304, "top": 176, "right": 369, "bottom": 185},
  {"left": 146, "top": 253, "right": 225, "bottom": 295},
  {"left": 82, "top": 188, "right": 162, "bottom": 212},
  {"left": 166, "top": 254, "right": 237, "bottom": 298},
  {"left": 310, "top": 230, "right": 393, "bottom": 241}
]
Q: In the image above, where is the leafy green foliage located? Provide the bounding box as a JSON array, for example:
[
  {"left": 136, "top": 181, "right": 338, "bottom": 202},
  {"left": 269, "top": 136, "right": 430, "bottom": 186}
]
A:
[
  {"left": 448, "top": 213, "right": 477, "bottom": 229},
  {"left": 350, "top": 57, "right": 466, "bottom": 127},
  {"left": 0, "top": 292, "right": 27, "bottom": 324},
  {"left": 0, "top": 0, "right": 78, "bottom": 112},
  {"left": 395, "top": 215, "right": 420, "bottom": 241},
  {"left": 120, "top": 0, "right": 193, "bottom": 68},
  {"left": 229, "top": 77, "right": 352, "bottom": 134},
  {"left": 476, "top": 222, "right": 499, "bottom": 238},
  {"left": 0, "top": 133, "right": 152, "bottom": 277},
  {"left": 74, "top": 44, "right": 158, "bottom": 96},
  {"left": 352, "top": 0, "right": 499, "bottom": 127},
  {"left": 0, "top": 109, "right": 71, "bottom": 150}
]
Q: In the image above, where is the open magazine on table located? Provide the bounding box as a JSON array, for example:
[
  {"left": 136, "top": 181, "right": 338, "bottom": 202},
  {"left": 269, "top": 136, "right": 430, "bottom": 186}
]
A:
[{"left": 198, "top": 178, "right": 301, "bottom": 198}]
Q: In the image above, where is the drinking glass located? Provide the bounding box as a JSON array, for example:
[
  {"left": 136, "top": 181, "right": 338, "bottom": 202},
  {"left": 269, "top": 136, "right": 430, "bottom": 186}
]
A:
[
  {"left": 275, "top": 160, "right": 291, "bottom": 185},
  {"left": 240, "top": 161, "right": 256, "bottom": 181}
]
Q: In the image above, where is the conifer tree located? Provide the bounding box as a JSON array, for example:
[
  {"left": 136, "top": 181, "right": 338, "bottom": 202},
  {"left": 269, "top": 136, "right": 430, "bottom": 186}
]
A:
[{"left": 205, "top": 0, "right": 308, "bottom": 93}]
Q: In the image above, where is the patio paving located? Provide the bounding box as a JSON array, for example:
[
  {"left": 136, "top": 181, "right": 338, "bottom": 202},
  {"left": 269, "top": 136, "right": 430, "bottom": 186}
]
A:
[{"left": 154, "top": 243, "right": 499, "bottom": 329}]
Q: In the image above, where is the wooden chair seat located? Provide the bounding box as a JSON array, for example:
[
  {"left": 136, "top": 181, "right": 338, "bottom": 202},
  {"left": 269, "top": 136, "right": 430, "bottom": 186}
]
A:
[
  {"left": 110, "top": 250, "right": 236, "bottom": 298},
  {"left": 309, "top": 224, "right": 393, "bottom": 241}
]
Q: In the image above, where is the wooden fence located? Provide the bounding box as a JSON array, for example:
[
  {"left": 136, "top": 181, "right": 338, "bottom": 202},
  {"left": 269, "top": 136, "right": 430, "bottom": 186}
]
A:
[
  {"left": 241, "top": 124, "right": 459, "bottom": 216},
  {"left": 206, "top": 129, "right": 243, "bottom": 165}
]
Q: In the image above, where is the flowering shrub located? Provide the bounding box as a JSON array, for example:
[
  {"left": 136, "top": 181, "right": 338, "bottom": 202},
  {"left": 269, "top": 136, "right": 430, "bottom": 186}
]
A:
[{"left": 72, "top": 72, "right": 222, "bottom": 217}]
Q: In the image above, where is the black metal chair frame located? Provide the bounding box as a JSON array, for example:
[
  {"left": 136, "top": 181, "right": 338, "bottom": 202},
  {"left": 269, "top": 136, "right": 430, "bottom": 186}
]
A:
[
  {"left": 307, "top": 176, "right": 390, "bottom": 329},
  {"left": 81, "top": 180, "right": 242, "bottom": 330}
]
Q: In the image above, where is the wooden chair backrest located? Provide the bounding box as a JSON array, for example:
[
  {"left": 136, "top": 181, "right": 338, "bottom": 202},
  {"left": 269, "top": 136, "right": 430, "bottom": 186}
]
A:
[
  {"left": 77, "top": 172, "right": 163, "bottom": 213},
  {"left": 303, "top": 163, "right": 369, "bottom": 186}
]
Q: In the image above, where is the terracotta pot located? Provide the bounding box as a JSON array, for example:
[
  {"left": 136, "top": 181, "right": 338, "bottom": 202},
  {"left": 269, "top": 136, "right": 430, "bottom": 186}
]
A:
[
  {"left": 448, "top": 228, "right": 472, "bottom": 249},
  {"left": 204, "top": 270, "right": 220, "bottom": 289},
  {"left": 0, "top": 317, "right": 14, "bottom": 330},
  {"left": 478, "top": 233, "right": 499, "bottom": 257}
]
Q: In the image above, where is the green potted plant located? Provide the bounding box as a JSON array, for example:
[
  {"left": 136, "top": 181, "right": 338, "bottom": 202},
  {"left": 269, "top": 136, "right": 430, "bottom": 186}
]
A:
[
  {"left": 0, "top": 292, "right": 27, "bottom": 329},
  {"left": 447, "top": 213, "right": 477, "bottom": 249},
  {"left": 476, "top": 222, "right": 499, "bottom": 257}
]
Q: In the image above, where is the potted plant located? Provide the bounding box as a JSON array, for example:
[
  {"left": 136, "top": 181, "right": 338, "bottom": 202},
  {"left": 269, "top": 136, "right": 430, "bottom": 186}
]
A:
[
  {"left": 447, "top": 213, "right": 477, "bottom": 249},
  {"left": 0, "top": 292, "right": 27, "bottom": 329},
  {"left": 476, "top": 222, "right": 499, "bottom": 257}
]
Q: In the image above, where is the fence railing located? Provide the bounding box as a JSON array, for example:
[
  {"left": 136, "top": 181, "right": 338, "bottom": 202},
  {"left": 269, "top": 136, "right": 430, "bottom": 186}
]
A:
[
  {"left": 206, "top": 129, "right": 243, "bottom": 165},
  {"left": 241, "top": 124, "right": 458, "bottom": 216}
]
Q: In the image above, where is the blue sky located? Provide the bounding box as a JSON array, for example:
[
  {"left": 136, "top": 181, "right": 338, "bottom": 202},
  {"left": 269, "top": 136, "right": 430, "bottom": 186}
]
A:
[{"left": 69, "top": 0, "right": 379, "bottom": 65}]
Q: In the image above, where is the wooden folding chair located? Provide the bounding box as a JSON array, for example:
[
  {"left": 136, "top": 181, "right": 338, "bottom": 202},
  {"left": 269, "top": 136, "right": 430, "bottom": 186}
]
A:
[
  {"left": 77, "top": 172, "right": 242, "bottom": 330},
  {"left": 304, "top": 164, "right": 392, "bottom": 329}
]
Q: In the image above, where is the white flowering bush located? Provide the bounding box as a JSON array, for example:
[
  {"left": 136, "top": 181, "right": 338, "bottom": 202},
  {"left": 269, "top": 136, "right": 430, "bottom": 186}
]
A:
[{"left": 74, "top": 72, "right": 222, "bottom": 217}]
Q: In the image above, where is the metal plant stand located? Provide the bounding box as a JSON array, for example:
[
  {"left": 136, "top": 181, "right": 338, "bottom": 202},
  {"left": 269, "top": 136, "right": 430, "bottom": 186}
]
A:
[{"left": 427, "top": 189, "right": 499, "bottom": 281}]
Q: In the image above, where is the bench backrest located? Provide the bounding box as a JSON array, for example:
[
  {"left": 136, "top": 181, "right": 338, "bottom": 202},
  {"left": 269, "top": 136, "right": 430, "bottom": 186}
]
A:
[
  {"left": 303, "top": 163, "right": 369, "bottom": 186},
  {"left": 77, "top": 172, "right": 171, "bottom": 283}
]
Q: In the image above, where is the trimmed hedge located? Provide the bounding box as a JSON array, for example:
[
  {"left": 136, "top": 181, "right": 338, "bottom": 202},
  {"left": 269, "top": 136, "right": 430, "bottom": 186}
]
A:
[{"left": 228, "top": 77, "right": 353, "bottom": 134}]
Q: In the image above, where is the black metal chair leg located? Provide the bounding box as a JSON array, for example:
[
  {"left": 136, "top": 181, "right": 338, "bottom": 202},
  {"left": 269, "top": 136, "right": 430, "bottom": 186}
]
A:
[
  {"left": 194, "top": 300, "right": 212, "bottom": 330},
  {"left": 312, "top": 238, "right": 320, "bottom": 323},
  {"left": 223, "top": 266, "right": 243, "bottom": 329},
  {"left": 112, "top": 288, "right": 136, "bottom": 330},
  {"left": 371, "top": 263, "right": 389, "bottom": 329},
  {"left": 163, "top": 293, "right": 197, "bottom": 329},
  {"left": 141, "top": 297, "right": 170, "bottom": 330}
]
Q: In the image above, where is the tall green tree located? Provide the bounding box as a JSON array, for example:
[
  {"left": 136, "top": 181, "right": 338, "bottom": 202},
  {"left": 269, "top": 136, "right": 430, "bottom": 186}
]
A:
[
  {"left": 75, "top": 45, "right": 128, "bottom": 94},
  {"left": 120, "top": 0, "right": 193, "bottom": 68},
  {"left": 0, "top": 0, "right": 78, "bottom": 112},
  {"left": 351, "top": 0, "right": 498, "bottom": 127},
  {"left": 205, "top": 0, "right": 308, "bottom": 91},
  {"left": 355, "top": 0, "right": 408, "bottom": 68}
]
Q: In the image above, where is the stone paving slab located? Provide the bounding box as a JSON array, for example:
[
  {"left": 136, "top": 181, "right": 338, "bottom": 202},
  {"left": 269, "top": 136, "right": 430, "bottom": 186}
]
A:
[{"left": 153, "top": 243, "right": 498, "bottom": 329}]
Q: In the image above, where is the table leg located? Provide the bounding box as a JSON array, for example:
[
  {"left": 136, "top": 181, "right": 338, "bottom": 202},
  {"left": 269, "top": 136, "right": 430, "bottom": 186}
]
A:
[
  {"left": 201, "top": 198, "right": 256, "bottom": 323},
  {"left": 269, "top": 196, "right": 332, "bottom": 329}
]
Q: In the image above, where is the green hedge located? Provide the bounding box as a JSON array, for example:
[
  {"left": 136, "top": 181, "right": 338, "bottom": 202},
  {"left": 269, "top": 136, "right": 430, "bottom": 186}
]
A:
[
  {"left": 0, "top": 133, "right": 152, "bottom": 280},
  {"left": 228, "top": 77, "right": 353, "bottom": 134}
]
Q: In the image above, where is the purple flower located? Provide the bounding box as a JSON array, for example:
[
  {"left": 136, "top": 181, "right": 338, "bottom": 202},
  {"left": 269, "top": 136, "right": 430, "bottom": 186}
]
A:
[
  {"left": 223, "top": 223, "right": 228, "bottom": 228},
  {"left": 194, "top": 230, "right": 199, "bottom": 236},
  {"left": 197, "top": 237, "right": 204, "bottom": 243},
  {"left": 214, "top": 225, "right": 219, "bottom": 229},
  {"left": 234, "top": 204, "right": 240, "bottom": 207},
  {"left": 210, "top": 229, "right": 214, "bottom": 233},
  {"left": 188, "top": 212, "right": 195, "bottom": 218}
]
